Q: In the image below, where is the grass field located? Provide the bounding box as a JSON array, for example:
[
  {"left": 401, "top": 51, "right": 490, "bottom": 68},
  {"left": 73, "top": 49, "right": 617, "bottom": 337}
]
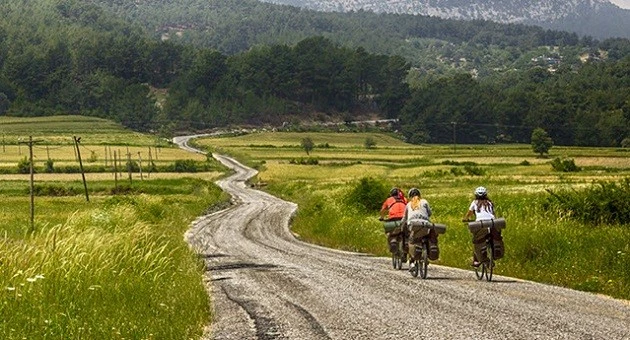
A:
[
  {"left": 0, "top": 116, "right": 207, "bottom": 173},
  {"left": 197, "top": 131, "right": 630, "bottom": 300},
  {"left": 0, "top": 116, "right": 229, "bottom": 338}
]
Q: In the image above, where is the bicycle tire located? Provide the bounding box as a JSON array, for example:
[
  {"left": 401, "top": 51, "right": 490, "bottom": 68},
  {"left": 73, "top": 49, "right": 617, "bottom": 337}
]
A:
[
  {"left": 474, "top": 244, "right": 485, "bottom": 280},
  {"left": 486, "top": 242, "right": 494, "bottom": 282},
  {"left": 391, "top": 252, "right": 397, "bottom": 269},
  {"left": 410, "top": 259, "right": 418, "bottom": 277},
  {"left": 420, "top": 242, "right": 429, "bottom": 279}
]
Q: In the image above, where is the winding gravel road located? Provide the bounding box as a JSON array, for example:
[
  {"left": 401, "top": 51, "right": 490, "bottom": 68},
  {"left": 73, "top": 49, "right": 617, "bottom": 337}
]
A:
[{"left": 174, "top": 135, "right": 630, "bottom": 340}]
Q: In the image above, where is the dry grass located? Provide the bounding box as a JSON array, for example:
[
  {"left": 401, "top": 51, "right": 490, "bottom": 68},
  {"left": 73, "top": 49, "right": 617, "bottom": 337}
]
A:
[{"left": 0, "top": 172, "right": 223, "bottom": 181}]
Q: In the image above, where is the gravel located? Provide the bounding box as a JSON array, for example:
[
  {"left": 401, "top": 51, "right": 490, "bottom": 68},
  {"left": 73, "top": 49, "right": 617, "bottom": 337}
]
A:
[{"left": 175, "top": 136, "right": 630, "bottom": 340}]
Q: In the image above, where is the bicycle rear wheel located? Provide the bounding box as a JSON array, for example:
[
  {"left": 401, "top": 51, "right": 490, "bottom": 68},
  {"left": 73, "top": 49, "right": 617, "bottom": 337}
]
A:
[
  {"left": 474, "top": 245, "right": 486, "bottom": 280},
  {"left": 485, "top": 243, "right": 494, "bottom": 281},
  {"left": 419, "top": 242, "right": 429, "bottom": 279},
  {"left": 410, "top": 259, "right": 419, "bottom": 277}
]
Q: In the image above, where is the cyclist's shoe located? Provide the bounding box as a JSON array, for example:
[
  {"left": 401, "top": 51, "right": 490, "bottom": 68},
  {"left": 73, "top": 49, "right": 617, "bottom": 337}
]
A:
[
  {"left": 471, "top": 261, "right": 481, "bottom": 267},
  {"left": 409, "top": 261, "right": 416, "bottom": 272}
]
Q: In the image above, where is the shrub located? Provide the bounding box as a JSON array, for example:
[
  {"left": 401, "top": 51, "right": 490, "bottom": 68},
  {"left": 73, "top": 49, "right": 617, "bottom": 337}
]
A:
[
  {"left": 544, "top": 179, "right": 630, "bottom": 225},
  {"left": 172, "top": 159, "right": 199, "bottom": 172},
  {"left": 364, "top": 137, "right": 376, "bottom": 149},
  {"left": 45, "top": 159, "right": 54, "bottom": 173},
  {"left": 289, "top": 158, "right": 319, "bottom": 165},
  {"left": 345, "top": 177, "right": 389, "bottom": 212},
  {"left": 550, "top": 157, "right": 581, "bottom": 172},
  {"left": 126, "top": 160, "right": 140, "bottom": 172},
  {"left": 464, "top": 165, "right": 485, "bottom": 176},
  {"left": 520, "top": 160, "right": 531, "bottom": 166},
  {"left": 17, "top": 157, "right": 32, "bottom": 174},
  {"left": 450, "top": 167, "right": 464, "bottom": 176}
]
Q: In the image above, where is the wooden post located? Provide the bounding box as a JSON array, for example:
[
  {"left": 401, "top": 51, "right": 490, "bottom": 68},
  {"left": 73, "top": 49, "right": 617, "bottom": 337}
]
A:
[
  {"left": 138, "top": 152, "right": 143, "bottom": 180},
  {"left": 118, "top": 149, "right": 122, "bottom": 177},
  {"left": 28, "top": 137, "right": 35, "bottom": 233},
  {"left": 113, "top": 150, "right": 118, "bottom": 192},
  {"left": 148, "top": 147, "right": 153, "bottom": 178},
  {"left": 127, "top": 150, "right": 132, "bottom": 185},
  {"left": 74, "top": 136, "right": 89, "bottom": 202},
  {"left": 18, "top": 136, "right": 40, "bottom": 232}
]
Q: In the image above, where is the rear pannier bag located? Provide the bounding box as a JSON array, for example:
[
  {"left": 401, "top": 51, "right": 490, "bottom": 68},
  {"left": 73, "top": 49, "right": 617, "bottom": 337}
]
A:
[
  {"left": 409, "top": 223, "right": 431, "bottom": 242},
  {"left": 428, "top": 242, "right": 439, "bottom": 260},
  {"left": 468, "top": 218, "right": 506, "bottom": 259},
  {"left": 468, "top": 218, "right": 505, "bottom": 241}
]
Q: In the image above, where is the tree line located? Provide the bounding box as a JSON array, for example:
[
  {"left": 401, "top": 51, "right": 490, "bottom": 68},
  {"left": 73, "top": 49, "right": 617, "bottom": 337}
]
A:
[{"left": 0, "top": 0, "right": 628, "bottom": 146}]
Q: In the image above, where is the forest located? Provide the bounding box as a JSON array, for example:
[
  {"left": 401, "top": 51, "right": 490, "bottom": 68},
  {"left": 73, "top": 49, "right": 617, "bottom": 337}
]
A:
[{"left": 0, "top": 0, "right": 628, "bottom": 146}]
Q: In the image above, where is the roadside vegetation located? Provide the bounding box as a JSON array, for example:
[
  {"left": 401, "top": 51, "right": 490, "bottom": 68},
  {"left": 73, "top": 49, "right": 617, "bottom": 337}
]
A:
[
  {"left": 0, "top": 117, "right": 230, "bottom": 338},
  {"left": 197, "top": 131, "right": 630, "bottom": 300}
]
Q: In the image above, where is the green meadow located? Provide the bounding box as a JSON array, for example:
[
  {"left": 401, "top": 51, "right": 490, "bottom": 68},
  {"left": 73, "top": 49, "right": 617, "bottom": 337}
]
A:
[
  {"left": 0, "top": 117, "right": 229, "bottom": 339},
  {"left": 197, "top": 132, "right": 630, "bottom": 300}
]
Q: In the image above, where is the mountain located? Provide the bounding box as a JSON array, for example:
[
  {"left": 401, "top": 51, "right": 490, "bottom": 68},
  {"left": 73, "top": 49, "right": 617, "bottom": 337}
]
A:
[{"left": 258, "top": 0, "right": 630, "bottom": 39}]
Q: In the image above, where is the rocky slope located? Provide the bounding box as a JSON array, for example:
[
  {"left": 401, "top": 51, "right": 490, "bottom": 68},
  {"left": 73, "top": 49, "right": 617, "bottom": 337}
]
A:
[{"left": 259, "top": 0, "right": 630, "bottom": 39}]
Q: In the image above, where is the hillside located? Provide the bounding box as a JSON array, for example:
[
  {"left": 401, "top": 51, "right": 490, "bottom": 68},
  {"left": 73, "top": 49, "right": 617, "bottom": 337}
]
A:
[
  {"left": 259, "top": 0, "right": 630, "bottom": 39},
  {"left": 89, "top": 0, "right": 630, "bottom": 79},
  {"left": 0, "top": 0, "right": 628, "bottom": 147}
]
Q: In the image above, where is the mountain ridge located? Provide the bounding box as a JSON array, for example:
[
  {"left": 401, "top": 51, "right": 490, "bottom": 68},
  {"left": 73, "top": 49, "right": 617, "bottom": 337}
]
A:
[{"left": 259, "top": 0, "right": 630, "bottom": 39}]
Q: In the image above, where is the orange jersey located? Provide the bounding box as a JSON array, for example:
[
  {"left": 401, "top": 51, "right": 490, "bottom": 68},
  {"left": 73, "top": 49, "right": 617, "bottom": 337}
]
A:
[{"left": 382, "top": 197, "right": 407, "bottom": 219}]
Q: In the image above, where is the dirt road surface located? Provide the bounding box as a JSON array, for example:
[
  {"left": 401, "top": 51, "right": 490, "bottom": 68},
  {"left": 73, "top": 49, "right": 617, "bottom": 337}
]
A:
[{"left": 174, "top": 135, "right": 630, "bottom": 340}]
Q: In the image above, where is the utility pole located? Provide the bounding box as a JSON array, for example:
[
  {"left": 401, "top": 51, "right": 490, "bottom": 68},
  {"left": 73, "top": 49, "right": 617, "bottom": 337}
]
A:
[{"left": 73, "top": 136, "right": 89, "bottom": 202}]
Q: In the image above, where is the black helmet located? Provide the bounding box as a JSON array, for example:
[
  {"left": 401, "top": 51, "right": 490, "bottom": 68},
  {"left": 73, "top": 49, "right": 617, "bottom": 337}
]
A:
[
  {"left": 408, "top": 188, "right": 420, "bottom": 198},
  {"left": 390, "top": 188, "right": 400, "bottom": 197}
]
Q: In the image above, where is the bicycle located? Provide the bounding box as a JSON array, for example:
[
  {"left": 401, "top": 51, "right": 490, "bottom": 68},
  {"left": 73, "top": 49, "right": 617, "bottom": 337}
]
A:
[
  {"left": 407, "top": 220, "right": 446, "bottom": 279},
  {"left": 390, "top": 233, "right": 407, "bottom": 270},
  {"left": 381, "top": 218, "right": 406, "bottom": 270},
  {"left": 464, "top": 218, "right": 506, "bottom": 282},
  {"left": 408, "top": 232, "right": 429, "bottom": 279}
]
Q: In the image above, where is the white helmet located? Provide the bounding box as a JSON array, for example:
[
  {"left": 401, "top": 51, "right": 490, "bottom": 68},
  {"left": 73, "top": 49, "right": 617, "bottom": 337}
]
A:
[{"left": 474, "top": 186, "right": 487, "bottom": 198}]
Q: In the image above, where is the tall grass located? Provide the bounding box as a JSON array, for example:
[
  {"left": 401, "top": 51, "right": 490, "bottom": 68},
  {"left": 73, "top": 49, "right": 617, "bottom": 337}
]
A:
[
  {"left": 274, "top": 181, "right": 630, "bottom": 300},
  {"left": 0, "top": 179, "right": 228, "bottom": 339},
  {"left": 222, "top": 132, "right": 630, "bottom": 300}
]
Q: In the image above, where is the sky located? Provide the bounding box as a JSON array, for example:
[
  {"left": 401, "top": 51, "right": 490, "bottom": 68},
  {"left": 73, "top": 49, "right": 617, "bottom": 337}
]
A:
[{"left": 609, "top": 0, "right": 630, "bottom": 9}]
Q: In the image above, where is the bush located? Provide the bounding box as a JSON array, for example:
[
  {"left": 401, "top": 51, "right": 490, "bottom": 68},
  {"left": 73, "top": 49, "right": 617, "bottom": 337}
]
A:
[
  {"left": 550, "top": 157, "right": 581, "bottom": 172},
  {"left": 45, "top": 159, "right": 54, "bottom": 173},
  {"left": 345, "top": 177, "right": 389, "bottom": 212},
  {"left": 464, "top": 165, "right": 485, "bottom": 176},
  {"left": 126, "top": 160, "right": 140, "bottom": 172},
  {"left": 289, "top": 158, "right": 319, "bottom": 165},
  {"left": 544, "top": 179, "right": 630, "bottom": 225},
  {"left": 17, "top": 157, "right": 32, "bottom": 174},
  {"left": 171, "top": 159, "right": 200, "bottom": 172}
]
